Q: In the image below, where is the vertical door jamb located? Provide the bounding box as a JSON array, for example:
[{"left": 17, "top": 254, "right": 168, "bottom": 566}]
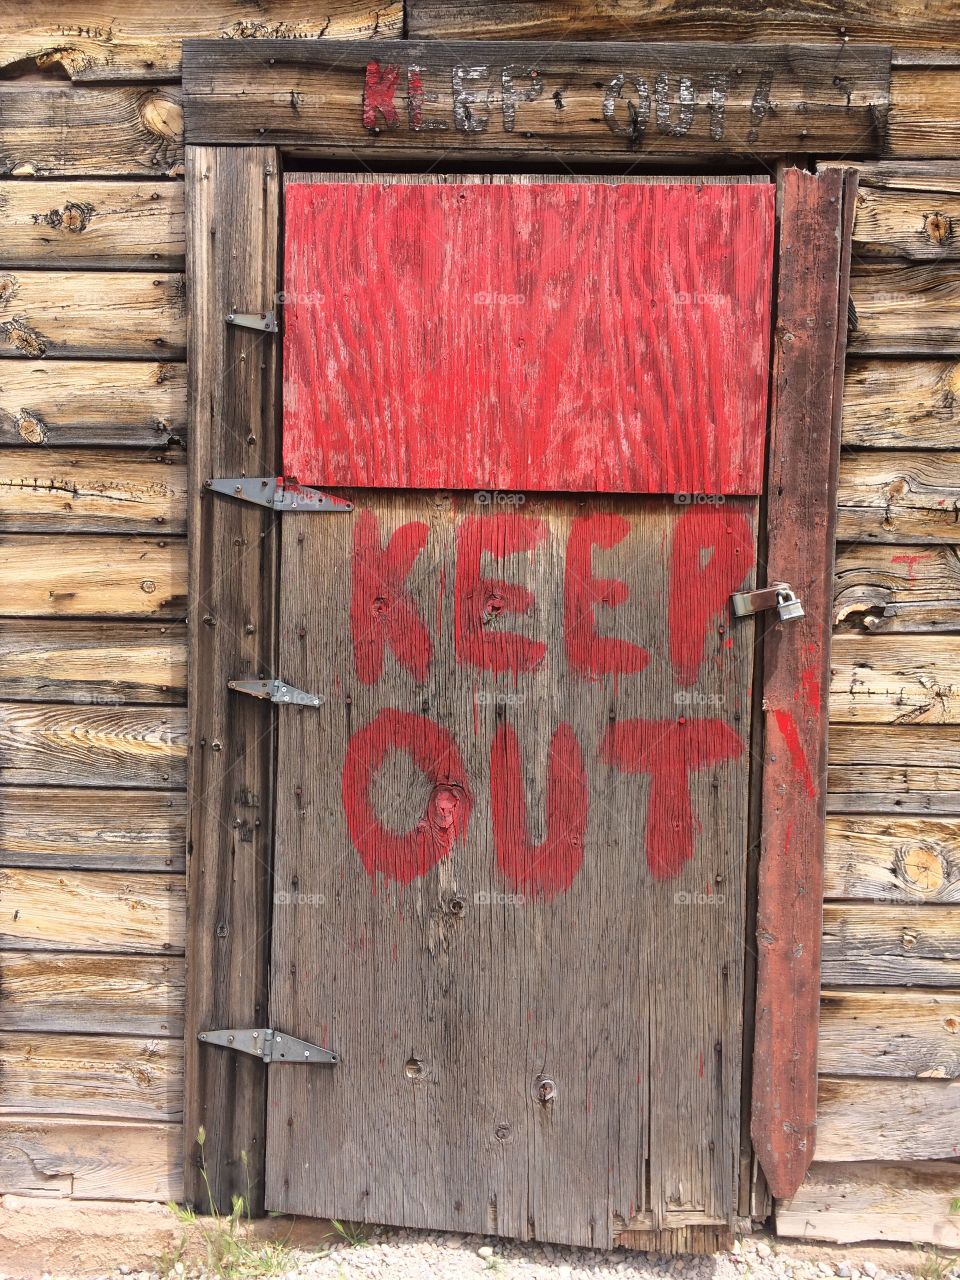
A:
[
  {"left": 184, "top": 144, "right": 283, "bottom": 1213},
  {"left": 751, "top": 165, "right": 858, "bottom": 1202}
]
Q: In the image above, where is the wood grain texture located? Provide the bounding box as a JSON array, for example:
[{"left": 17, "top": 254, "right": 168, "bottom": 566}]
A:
[
  {"left": 0, "top": 87, "right": 183, "bottom": 178},
  {"left": 0, "top": 181, "right": 184, "bottom": 270},
  {"left": 1, "top": 3, "right": 401, "bottom": 81},
  {"left": 824, "top": 815, "right": 960, "bottom": 903},
  {"left": 283, "top": 177, "right": 774, "bottom": 494},
  {"left": 0, "top": 1033, "right": 182, "bottom": 1120},
  {"left": 819, "top": 989, "right": 960, "bottom": 1078},
  {"left": 816, "top": 1078, "right": 960, "bottom": 1160},
  {"left": 777, "top": 1160, "right": 960, "bottom": 1248},
  {"left": 0, "top": 535, "right": 186, "bottom": 618},
  {"left": 0, "top": 450, "right": 186, "bottom": 534},
  {"left": 0, "top": 702, "right": 186, "bottom": 788},
  {"left": 0, "top": 1116, "right": 182, "bottom": 1200},
  {"left": 852, "top": 186, "right": 960, "bottom": 259},
  {"left": 184, "top": 145, "right": 282, "bottom": 1214},
  {"left": 269, "top": 491, "right": 756, "bottom": 1243},
  {"left": 406, "top": 0, "right": 960, "bottom": 52},
  {"left": 847, "top": 161, "right": 960, "bottom": 195},
  {"left": 842, "top": 359, "right": 960, "bottom": 448},
  {"left": 829, "top": 634, "right": 960, "bottom": 724},
  {"left": 835, "top": 450, "right": 960, "bottom": 543},
  {"left": 834, "top": 544, "right": 960, "bottom": 634},
  {"left": 0, "top": 272, "right": 185, "bottom": 361},
  {"left": 848, "top": 262, "right": 960, "bottom": 354},
  {"left": 182, "top": 39, "right": 890, "bottom": 159},
  {"left": 0, "top": 869, "right": 184, "bottom": 953},
  {"left": 751, "top": 166, "right": 853, "bottom": 1203},
  {"left": 0, "top": 360, "right": 186, "bottom": 450},
  {"left": 0, "top": 788, "right": 185, "bottom": 871},
  {"left": 889, "top": 71, "right": 960, "bottom": 159},
  {"left": 827, "top": 724, "right": 960, "bottom": 815},
  {"left": 822, "top": 902, "right": 960, "bottom": 985},
  {"left": 0, "top": 621, "right": 186, "bottom": 705},
  {"left": 0, "top": 953, "right": 184, "bottom": 1036}
]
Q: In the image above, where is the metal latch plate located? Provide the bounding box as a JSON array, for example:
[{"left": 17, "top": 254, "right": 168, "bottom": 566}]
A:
[
  {"left": 228, "top": 678, "right": 323, "bottom": 707},
  {"left": 198, "top": 1028, "right": 338, "bottom": 1065},
  {"left": 205, "top": 476, "right": 353, "bottom": 513},
  {"left": 226, "top": 311, "right": 277, "bottom": 332}
]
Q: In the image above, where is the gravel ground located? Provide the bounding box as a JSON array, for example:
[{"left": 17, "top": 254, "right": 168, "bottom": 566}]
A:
[{"left": 51, "top": 1228, "right": 957, "bottom": 1280}]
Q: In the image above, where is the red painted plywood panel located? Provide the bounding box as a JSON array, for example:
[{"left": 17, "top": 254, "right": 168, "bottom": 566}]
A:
[{"left": 283, "top": 181, "right": 774, "bottom": 495}]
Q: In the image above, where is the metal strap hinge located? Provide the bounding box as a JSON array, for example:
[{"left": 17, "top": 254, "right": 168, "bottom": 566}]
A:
[
  {"left": 226, "top": 311, "right": 277, "bottom": 333},
  {"left": 731, "top": 583, "right": 805, "bottom": 623},
  {"left": 198, "top": 1028, "right": 338, "bottom": 1065},
  {"left": 228, "top": 678, "right": 323, "bottom": 708},
  {"left": 205, "top": 476, "right": 353, "bottom": 513}
]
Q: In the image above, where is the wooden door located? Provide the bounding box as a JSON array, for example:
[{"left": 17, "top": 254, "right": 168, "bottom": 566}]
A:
[{"left": 265, "top": 174, "right": 775, "bottom": 1246}]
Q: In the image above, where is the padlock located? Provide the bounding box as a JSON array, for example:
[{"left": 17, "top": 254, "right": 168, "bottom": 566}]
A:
[{"left": 775, "top": 587, "right": 805, "bottom": 622}]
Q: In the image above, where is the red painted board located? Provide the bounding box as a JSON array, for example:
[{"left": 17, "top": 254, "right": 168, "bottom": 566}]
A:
[
  {"left": 751, "top": 167, "right": 856, "bottom": 1202},
  {"left": 282, "top": 181, "right": 775, "bottom": 495}
]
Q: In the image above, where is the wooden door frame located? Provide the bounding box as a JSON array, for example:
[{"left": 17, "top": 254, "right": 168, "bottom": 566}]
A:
[{"left": 182, "top": 37, "right": 863, "bottom": 1228}]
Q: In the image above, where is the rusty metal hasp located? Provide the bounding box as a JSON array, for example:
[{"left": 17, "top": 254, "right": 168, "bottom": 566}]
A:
[
  {"left": 198, "top": 1028, "right": 338, "bottom": 1065},
  {"left": 228, "top": 678, "right": 323, "bottom": 707},
  {"left": 731, "top": 583, "right": 805, "bottom": 622},
  {"left": 205, "top": 476, "right": 353, "bottom": 512}
]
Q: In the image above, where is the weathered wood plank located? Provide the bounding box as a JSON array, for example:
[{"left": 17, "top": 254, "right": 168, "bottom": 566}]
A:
[
  {"left": 0, "top": 703, "right": 186, "bottom": 789},
  {"left": 830, "top": 723, "right": 960, "bottom": 767},
  {"left": 0, "top": 621, "right": 186, "bottom": 705},
  {"left": 829, "top": 634, "right": 960, "bottom": 724},
  {"left": 0, "top": 361, "right": 186, "bottom": 450},
  {"left": 848, "top": 262, "right": 960, "bottom": 355},
  {"left": 824, "top": 815, "right": 960, "bottom": 902},
  {"left": 0, "top": 1116, "right": 183, "bottom": 1200},
  {"left": 819, "top": 989, "right": 960, "bottom": 1078},
  {"left": 851, "top": 186, "right": 960, "bottom": 259},
  {"left": 0, "top": 787, "right": 185, "bottom": 871},
  {"left": 834, "top": 544, "right": 960, "bottom": 634},
  {"left": 0, "top": 1033, "right": 182, "bottom": 1121},
  {"left": 182, "top": 39, "right": 890, "bottom": 159},
  {"left": 827, "top": 725, "right": 960, "bottom": 813},
  {"left": 777, "top": 1161, "right": 960, "bottom": 1247},
  {"left": 822, "top": 902, "right": 960, "bottom": 985},
  {"left": 752, "top": 167, "right": 853, "bottom": 1203},
  {"left": 0, "top": 87, "right": 183, "bottom": 178},
  {"left": 0, "top": 869, "right": 184, "bottom": 954},
  {"left": 2, "top": 3, "right": 401, "bottom": 81},
  {"left": 849, "top": 161, "right": 960, "bottom": 195},
  {"left": 0, "top": 535, "right": 186, "bottom": 619},
  {"left": 816, "top": 1078, "right": 960, "bottom": 1160},
  {"left": 836, "top": 449, "right": 960, "bottom": 543},
  {"left": 0, "top": 181, "right": 184, "bottom": 270},
  {"left": 0, "top": 272, "right": 185, "bottom": 361},
  {"left": 406, "top": 1, "right": 960, "bottom": 52},
  {"left": 0, "top": 953, "right": 184, "bottom": 1036},
  {"left": 842, "top": 360, "right": 960, "bottom": 449},
  {"left": 185, "top": 145, "right": 282, "bottom": 1214},
  {"left": 889, "top": 71, "right": 960, "bottom": 159},
  {"left": 0, "top": 450, "right": 186, "bottom": 534}
]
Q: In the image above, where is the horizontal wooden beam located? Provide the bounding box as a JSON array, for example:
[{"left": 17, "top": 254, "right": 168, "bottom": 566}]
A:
[
  {"left": 1, "top": 3, "right": 402, "bottom": 81},
  {"left": 842, "top": 359, "right": 960, "bottom": 449},
  {"left": 849, "top": 262, "right": 960, "bottom": 355},
  {"left": 0, "top": 1116, "right": 183, "bottom": 1200},
  {"left": 0, "top": 360, "right": 186, "bottom": 451},
  {"left": 182, "top": 39, "right": 891, "bottom": 159},
  {"left": 406, "top": 1, "right": 960, "bottom": 55},
  {"left": 822, "top": 902, "right": 960, "bottom": 985},
  {"left": 819, "top": 988, "right": 960, "bottom": 1077},
  {"left": 824, "top": 814, "right": 960, "bottom": 903},
  {"left": 830, "top": 634, "right": 960, "bottom": 723},
  {"left": 834, "top": 543, "right": 960, "bottom": 634},
  {"left": 817, "top": 1077, "right": 960, "bottom": 1159}
]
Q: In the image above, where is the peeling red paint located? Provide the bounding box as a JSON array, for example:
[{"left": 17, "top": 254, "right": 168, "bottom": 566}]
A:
[
  {"left": 772, "top": 709, "right": 815, "bottom": 800},
  {"left": 351, "top": 511, "right": 432, "bottom": 684},
  {"left": 564, "top": 513, "right": 649, "bottom": 679}
]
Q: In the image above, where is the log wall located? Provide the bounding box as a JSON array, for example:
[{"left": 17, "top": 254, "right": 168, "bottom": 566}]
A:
[{"left": 0, "top": 0, "right": 957, "bottom": 1246}]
